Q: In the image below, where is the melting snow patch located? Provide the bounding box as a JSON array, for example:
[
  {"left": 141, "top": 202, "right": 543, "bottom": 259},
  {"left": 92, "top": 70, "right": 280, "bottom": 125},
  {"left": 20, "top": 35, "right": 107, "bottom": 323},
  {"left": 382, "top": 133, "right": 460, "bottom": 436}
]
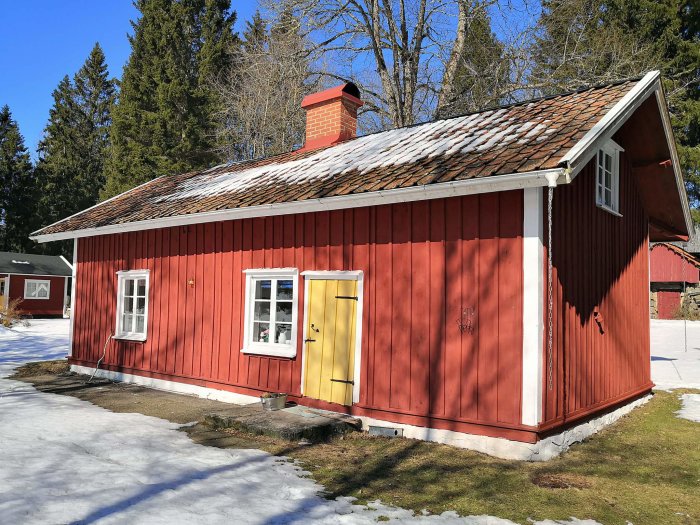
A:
[{"left": 676, "top": 394, "right": 700, "bottom": 422}]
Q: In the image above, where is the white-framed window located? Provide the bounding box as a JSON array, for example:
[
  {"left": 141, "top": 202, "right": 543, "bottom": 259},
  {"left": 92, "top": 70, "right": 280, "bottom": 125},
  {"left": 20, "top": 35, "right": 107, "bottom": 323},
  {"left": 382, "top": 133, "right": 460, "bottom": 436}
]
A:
[
  {"left": 115, "top": 270, "right": 150, "bottom": 341},
  {"left": 596, "top": 141, "right": 623, "bottom": 215},
  {"left": 24, "top": 279, "right": 51, "bottom": 300},
  {"left": 242, "top": 268, "right": 298, "bottom": 358}
]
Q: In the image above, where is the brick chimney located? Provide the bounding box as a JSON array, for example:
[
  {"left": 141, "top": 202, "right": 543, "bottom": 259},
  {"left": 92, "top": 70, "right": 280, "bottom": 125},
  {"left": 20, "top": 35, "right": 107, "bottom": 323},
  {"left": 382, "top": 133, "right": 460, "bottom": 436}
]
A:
[{"left": 300, "top": 82, "right": 363, "bottom": 151}]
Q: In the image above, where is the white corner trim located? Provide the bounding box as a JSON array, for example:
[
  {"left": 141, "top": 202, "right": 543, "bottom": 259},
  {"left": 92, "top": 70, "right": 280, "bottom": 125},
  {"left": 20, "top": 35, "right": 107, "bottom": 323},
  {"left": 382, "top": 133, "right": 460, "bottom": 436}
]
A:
[
  {"left": 68, "top": 239, "right": 77, "bottom": 356},
  {"left": 31, "top": 168, "right": 565, "bottom": 243},
  {"left": 560, "top": 70, "right": 660, "bottom": 175},
  {"left": 70, "top": 365, "right": 260, "bottom": 405},
  {"left": 358, "top": 394, "right": 651, "bottom": 461},
  {"left": 522, "top": 188, "right": 544, "bottom": 427}
]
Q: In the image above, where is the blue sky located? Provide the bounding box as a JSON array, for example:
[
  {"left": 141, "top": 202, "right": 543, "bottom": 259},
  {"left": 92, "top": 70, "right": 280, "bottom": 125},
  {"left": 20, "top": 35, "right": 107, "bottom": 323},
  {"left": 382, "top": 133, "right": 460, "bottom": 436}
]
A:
[{"left": 0, "top": 1, "right": 257, "bottom": 159}]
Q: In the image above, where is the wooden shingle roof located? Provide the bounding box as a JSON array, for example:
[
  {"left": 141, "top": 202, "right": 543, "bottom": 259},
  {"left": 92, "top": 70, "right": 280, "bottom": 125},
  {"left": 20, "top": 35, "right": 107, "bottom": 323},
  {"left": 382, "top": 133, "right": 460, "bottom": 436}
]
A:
[{"left": 33, "top": 78, "right": 644, "bottom": 240}]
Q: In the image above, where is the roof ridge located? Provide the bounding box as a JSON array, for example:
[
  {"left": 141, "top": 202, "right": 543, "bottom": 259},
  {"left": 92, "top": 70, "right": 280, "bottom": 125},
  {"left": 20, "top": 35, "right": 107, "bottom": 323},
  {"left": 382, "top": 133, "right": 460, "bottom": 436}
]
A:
[{"left": 218, "top": 75, "right": 645, "bottom": 169}]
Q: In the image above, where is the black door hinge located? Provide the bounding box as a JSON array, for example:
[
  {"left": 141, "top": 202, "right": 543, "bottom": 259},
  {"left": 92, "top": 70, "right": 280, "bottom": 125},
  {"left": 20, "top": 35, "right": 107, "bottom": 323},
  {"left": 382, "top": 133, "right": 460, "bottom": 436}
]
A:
[
  {"left": 330, "top": 378, "right": 354, "bottom": 385},
  {"left": 335, "top": 295, "right": 358, "bottom": 300}
]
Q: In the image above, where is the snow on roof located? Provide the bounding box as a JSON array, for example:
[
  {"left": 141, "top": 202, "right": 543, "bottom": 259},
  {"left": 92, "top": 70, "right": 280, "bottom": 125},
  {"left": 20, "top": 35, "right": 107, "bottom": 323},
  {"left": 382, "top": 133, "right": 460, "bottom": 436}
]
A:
[
  {"left": 159, "top": 109, "right": 558, "bottom": 202},
  {"left": 33, "top": 79, "right": 637, "bottom": 237}
]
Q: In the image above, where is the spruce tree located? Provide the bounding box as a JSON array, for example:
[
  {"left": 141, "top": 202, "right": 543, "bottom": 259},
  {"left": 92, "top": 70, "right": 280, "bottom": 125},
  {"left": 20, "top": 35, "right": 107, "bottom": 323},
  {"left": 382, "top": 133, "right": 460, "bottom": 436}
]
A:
[
  {"left": 35, "top": 43, "right": 116, "bottom": 255},
  {"left": 101, "top": 0, "right": 237, "bottom": 198},
  {"left": 438, "top": 8, "right": 509, "bottom": 118},
  {"left": 532, "top": 0, "right": 700, "bottom": 213},
  {"left": 0, "top": 106, "right": 37, "bottom": 252}
]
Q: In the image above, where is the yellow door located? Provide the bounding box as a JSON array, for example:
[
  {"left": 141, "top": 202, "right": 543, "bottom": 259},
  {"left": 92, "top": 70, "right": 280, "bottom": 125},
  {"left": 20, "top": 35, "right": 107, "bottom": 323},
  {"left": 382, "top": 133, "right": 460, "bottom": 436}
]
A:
[
  {"left": 303, "top": 279, "right": 358, "bottom": 406},
  {"left": 0, "top": 278, "right": 7, "bottom": 309}
]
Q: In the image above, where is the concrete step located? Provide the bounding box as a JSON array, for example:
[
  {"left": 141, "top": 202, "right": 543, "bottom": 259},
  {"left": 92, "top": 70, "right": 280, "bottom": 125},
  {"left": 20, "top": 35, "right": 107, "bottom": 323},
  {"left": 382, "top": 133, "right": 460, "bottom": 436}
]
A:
[{"left": 205, "top": 403, "right": 362, "bottom": 442}]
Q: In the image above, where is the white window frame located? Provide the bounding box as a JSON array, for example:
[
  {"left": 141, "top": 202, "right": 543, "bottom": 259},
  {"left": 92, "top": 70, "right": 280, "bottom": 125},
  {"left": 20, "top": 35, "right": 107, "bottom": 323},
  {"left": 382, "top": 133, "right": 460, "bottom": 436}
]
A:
[
  {"left": 595, "top": 140, "right": 624, "bottom": 216},
  {"left": 242, "top": 268, "right": 298, "bottom": 358},
  {"left": 24, "top": 279, "right": 51, "bottom": 300},
  {"left": 114, "top": 270, "right": 150, "bottom": 342}
]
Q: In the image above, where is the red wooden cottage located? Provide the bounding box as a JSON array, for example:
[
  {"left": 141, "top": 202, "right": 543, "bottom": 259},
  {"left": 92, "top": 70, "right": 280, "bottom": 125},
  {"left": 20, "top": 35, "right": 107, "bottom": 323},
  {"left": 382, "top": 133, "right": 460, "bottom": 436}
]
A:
[
  {"left": 649, "top": 243, "right": 700, "bottom": 319},
  {"left": 32, "top": 72, "right": 692, "bottom": 459},
  {"left": 0, "top": 251, "right": 72, "bottom": 317}
]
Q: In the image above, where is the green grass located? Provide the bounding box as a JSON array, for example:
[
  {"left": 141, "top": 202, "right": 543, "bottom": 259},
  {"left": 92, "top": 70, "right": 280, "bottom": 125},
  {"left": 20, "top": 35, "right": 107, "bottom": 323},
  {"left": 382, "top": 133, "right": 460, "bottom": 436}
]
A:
[
  {"left": 223, "top": 391, "right": 700, "bottom": 525},
  {"left": 12, "top": 362, "right": 699, "bottom": 524}
]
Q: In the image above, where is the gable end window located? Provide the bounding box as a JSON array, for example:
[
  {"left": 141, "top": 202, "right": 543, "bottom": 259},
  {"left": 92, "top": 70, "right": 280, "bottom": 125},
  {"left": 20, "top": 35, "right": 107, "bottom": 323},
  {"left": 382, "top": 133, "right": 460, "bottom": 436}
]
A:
[
  {"left": 596, "top": 141, "right": 623, "bottom": 215},
  {"left": 115, "top": 270, "right": 150, "bottom": 341},
  {"left": 242, "top": 269, "right": 298, "bottom": 358},
  {"left": 24, "top": 279, "right": 51, "bottom": 300}
]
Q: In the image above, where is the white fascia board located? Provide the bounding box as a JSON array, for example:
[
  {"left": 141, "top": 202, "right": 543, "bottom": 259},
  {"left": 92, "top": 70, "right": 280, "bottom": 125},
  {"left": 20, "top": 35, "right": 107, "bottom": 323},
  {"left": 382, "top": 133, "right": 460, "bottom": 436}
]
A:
[
  {"left": 29, "top": 175, "right": 168, "bottom": 239},
  {"left": 59, "top": 255, "right": 74, "bottom": 271},
  {"left": 560, "top": 70, "right": 661, "bottom": 177},
  {"left": 654, "top": 88, "right": 694, "bottom": 236},
  {"left": 31, "top": 167, "right": 565, "bottom": 243}
]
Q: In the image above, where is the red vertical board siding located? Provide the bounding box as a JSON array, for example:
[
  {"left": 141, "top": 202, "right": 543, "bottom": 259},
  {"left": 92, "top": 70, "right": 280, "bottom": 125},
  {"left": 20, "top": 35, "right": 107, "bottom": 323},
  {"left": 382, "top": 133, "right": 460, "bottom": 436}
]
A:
[
  {"left": 8, "top": 274, "right": 67, "bottom": 316},
  {"left": 650, "top": 244, "right": 700, "bottom": 283},
  {"left": 72, "top": 192, "right": 525, "bottom": 432},
  {"left": 543, "top": 153, "right": 651, "bottom": 424}
]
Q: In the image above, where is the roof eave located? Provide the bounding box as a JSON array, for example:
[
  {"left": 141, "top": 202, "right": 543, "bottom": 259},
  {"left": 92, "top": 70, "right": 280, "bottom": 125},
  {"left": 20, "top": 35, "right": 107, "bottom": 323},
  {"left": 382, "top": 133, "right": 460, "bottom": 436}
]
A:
[
  {"left": 560, "top": 70, "right": 692, "bottom": 239},
  {"left": 31, "top": 167, "right": 566, "bottom": 243}
]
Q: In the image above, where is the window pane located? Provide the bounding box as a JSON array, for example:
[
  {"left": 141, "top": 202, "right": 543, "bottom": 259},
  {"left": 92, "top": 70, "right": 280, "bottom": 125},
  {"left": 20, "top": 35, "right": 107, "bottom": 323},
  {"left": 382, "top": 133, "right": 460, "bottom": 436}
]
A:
[
  {"left": 277, "top": 280, "right": 293, "bottom": 300},
  {"left": 275, "top": 323, "right": 292, "bottom": 344},
  {"left": 605, "top": 152, "right": 612, "bottom": 172},
  {"left": 137, "top": 279, "right": 146, "bottom": 297},
  {"left": 125, "top": 279, "right": 135, "bottom": 296},
  {"left": 605, "top": 188, "right": 612, "bottom": 206},
  {"left": 605, "top": 171, "right": 611, "bottom": 189},
  {"left": 597, "top": 183, "right": 603, "bottom": 204},
  {"left": 136, "top": 297, "right": 146, "bottom": 314},
  {"left": 124, "top": 297, "right": 134, "bottom": 314},
  {"left": 122, "top": 314, "right": 133, "bottom": 332},
  {"left": 255, "top": 280, "right": 271, "bottom": 300},
  {"left": 276, "top": 302, "right": 292, "bottom": 322},
  {"left": 37, "top": 284, "right": 49, "bottom": 298},
  {"left": 135, "top": 315, "right": 145, "bottom": 334},
  {"left": 254, "top": 322, "right": 270, "bottom": 343},
  {"left": 254, "top": 301, "right": 271, "bottom": 321}
]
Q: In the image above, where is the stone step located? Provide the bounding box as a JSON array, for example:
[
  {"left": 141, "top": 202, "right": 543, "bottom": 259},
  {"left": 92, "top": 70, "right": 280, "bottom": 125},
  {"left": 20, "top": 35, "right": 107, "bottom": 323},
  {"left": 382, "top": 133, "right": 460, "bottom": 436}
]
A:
[{"left": 204, "top": 403, "right": 362, "bottom": 442}]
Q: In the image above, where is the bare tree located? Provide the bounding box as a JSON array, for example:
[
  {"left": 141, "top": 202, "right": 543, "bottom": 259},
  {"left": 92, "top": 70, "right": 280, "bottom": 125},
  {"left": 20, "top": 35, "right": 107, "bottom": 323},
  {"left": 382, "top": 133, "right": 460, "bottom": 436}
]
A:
[
  {"left": 212, "top": 10, "right": 320, "bottom": 161},
  {"left": 264, "top": 0, "right": 536, "bottom": 129}
]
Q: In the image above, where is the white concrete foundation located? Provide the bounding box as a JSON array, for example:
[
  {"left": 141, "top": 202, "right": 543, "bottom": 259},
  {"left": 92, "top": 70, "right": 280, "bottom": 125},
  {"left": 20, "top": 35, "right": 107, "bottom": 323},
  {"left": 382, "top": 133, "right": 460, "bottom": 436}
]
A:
[
  {"left": 358, "top": 394, "right": 652, "bottom": 461},
  {"left": 70, "top": 365, "right": 260, "bottom": 405},
  {"left": 72, "top": 364, "right": 651, "bottom": 461}
]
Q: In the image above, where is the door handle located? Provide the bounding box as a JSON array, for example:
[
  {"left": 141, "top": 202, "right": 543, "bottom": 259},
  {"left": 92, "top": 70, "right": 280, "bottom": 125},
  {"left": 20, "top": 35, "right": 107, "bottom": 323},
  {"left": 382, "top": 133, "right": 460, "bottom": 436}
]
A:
[{"left": 304, "top": 338, "right": 316, "bottom": 343}]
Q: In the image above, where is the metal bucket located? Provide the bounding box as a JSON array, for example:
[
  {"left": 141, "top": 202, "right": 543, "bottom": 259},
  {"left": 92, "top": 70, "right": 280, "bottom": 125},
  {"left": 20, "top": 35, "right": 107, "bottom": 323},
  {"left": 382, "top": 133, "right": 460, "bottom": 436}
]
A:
[{"left": 260, "top": 394, "right": 287, "bottom": 411}]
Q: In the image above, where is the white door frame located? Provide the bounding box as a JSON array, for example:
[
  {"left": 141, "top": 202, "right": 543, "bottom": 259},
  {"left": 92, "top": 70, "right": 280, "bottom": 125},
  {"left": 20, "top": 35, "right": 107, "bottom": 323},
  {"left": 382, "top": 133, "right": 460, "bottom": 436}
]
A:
[{"left": 299, "top": 270, "right": 364, "bottom": 404}]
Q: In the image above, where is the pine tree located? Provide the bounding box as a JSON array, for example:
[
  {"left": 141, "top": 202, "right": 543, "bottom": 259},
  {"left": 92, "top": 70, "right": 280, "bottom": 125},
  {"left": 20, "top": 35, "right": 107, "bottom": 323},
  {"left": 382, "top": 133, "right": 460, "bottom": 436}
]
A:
[
  {"left": 532, "top": 0, "right": 700, "bottom": 213},
  {"left": 101, "top": 0, "right": 237, "bottom": 198},
  {"left": 0, "top": 106, "right": 37, "bottom": 252},
  {"left": 35, "top": 43, "right": 116, "bottom": 256}
]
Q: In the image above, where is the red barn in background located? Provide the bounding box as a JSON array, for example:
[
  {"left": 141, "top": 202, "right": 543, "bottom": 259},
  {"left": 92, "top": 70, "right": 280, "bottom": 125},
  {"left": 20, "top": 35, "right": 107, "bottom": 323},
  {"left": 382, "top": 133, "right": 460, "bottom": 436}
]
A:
[
  {"left": 0, "top": 251, "right": 72, "bottom": 318},
  {"left": 31, "top": 72, "right": 692, "bottom": 460},
  {"left": 649, "top": 243, "right": 700, "bottom": 319}
]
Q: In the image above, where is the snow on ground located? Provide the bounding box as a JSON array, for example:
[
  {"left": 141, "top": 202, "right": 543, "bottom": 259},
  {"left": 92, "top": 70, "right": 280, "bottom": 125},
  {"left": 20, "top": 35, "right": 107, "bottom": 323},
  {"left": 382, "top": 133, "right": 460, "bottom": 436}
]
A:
[
  {"left": 676, "top": 394, "right": 700, "bottom": 423},
  {"left": 650, "top": 319, "right": 700, "bottom": 390},
  {"left": 0, "top": 319, "right": 596, "bottom": 525}
]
